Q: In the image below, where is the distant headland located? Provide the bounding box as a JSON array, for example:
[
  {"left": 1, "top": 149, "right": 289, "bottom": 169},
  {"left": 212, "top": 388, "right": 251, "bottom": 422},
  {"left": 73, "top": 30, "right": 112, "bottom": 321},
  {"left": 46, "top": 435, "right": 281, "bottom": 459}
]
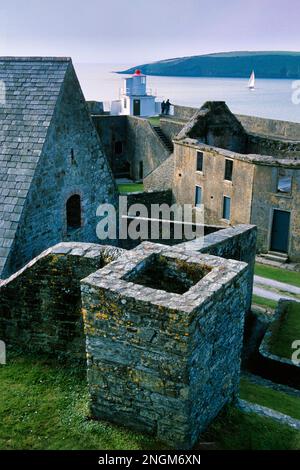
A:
[{"left": 118, "top": 51, "right": 300, "bottom": 79}]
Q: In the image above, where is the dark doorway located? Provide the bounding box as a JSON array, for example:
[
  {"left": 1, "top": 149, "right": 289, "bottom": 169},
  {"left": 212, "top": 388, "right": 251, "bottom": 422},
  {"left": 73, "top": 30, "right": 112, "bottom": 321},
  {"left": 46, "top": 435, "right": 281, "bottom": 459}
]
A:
[
  {"left": 139, "top": 161, "right": 143, "bottom": 179},
  {"left": 66, "top": 194, "right": 81, "bottom": 230},
  {"left": 133, "top": 99, "right": 141, "bottom": 116},
  {"left": 270, "top": 209, "right": 290, "bottom": 253}
]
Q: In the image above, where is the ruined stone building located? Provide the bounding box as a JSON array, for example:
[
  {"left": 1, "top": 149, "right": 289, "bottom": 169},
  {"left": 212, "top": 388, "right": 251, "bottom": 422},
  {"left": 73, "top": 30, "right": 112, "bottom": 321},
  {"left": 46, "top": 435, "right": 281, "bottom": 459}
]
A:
[
  {"left": 143, "top": 102, "right": 300, "bottom": 262},
  {"left": 0, "top": 57, "right": 117, "bottom": 278}
]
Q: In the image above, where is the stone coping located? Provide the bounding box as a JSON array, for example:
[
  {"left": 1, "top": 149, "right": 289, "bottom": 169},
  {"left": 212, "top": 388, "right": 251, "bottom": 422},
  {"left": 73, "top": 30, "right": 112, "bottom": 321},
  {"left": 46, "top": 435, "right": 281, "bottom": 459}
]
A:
[
  {"left": 0, "top": 242, "right": 126, "bottom": 288},
  {"left": 81, "top": 241, "right": 247, "bottom": 313},
  {"left": 177, "top": 224, "right": 256, "bottom": 252},
  {"left": 237, "top": 398, "right": 300, "bottom": 431}
]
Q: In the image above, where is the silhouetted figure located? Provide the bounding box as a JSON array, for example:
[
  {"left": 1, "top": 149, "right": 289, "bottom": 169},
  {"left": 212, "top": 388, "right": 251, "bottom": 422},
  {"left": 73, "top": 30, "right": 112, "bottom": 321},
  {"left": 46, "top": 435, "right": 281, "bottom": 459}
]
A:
[
  {"left": 165, "top": 99, "right": 171, "bottom": 115},
  {"left": 161, "top": 100, "right": 166, "bottom": 115}
]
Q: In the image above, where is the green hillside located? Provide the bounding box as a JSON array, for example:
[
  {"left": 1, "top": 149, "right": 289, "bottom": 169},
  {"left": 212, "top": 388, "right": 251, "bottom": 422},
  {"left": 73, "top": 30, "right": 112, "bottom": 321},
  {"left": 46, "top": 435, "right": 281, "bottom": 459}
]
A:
[{"left": 119, "top": 51, "right": 300, "bottom": 79}]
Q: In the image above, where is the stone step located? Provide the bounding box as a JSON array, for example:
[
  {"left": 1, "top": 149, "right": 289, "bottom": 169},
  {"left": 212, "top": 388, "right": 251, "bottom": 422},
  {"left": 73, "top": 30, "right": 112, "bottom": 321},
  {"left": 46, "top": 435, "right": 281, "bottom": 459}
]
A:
[
  {"left": 152, "top": 126, "right": 174, "bottom": 152},
  {"left": 260, "top": 251, "right": 288, "bottom": 263}
]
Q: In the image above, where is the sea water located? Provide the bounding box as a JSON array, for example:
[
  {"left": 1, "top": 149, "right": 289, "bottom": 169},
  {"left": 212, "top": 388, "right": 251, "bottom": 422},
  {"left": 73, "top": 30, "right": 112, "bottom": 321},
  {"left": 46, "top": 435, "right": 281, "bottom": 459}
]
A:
[{"left": 75, "top": 63, "right": 300, "bottom": 123}]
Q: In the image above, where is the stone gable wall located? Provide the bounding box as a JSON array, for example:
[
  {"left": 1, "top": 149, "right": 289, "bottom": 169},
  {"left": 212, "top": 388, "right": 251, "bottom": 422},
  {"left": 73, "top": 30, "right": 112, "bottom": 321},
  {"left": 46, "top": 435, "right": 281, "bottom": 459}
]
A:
[{"left": 3, "top": 64, "right": 118, "bottom": 278}]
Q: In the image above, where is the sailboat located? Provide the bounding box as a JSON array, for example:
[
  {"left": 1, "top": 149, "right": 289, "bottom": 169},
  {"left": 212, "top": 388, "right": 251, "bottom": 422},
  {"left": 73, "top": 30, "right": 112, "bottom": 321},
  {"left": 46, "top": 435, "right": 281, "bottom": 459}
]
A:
[{"left": 248, "top": 70, "right": 255, "bottom": 90}]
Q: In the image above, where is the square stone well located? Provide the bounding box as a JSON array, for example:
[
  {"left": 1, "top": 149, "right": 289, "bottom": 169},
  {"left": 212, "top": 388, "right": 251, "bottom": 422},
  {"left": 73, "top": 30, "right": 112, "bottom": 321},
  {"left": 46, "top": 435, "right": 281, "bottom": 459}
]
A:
[{"left": 81, "top": 242, "right": 249, "bottom": 449}]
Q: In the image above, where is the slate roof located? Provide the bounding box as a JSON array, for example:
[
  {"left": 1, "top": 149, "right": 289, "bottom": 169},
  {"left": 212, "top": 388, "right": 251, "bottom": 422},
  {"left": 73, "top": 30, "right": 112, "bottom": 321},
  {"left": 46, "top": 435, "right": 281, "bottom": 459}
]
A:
[{"left": 0, "top": 57, "right": 71, "bottom": 276}]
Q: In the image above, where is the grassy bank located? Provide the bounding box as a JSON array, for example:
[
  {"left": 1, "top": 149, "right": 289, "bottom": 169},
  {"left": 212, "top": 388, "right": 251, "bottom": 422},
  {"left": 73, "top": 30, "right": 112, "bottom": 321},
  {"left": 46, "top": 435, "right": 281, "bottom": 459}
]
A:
[
  {"left": 255, "top": 263, "right": 300, "bottom": 288},
  {"left": 240, "top": 377, "right": 300, "bottom": 421},
  {"left": 268, "top": 302, "right": 300, "bottom": 359},
  {"left": 1, "top": 354, "right": 300, "bottom": 450},
  {"left": 252, "top": 294, "right": 277, "bottom": 310},
  {"left": 118, "top": 183, "right": 144, "bottom": 194}
]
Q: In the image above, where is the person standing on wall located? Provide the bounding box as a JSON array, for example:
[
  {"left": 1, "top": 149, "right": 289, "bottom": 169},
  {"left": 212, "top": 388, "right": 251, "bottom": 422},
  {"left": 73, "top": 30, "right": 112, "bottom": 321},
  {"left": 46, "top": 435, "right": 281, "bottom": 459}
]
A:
[
  {"left": 165, "top": 99, "right": 172, "bottom": 115},
  {"left": 161, "top": 100, "right": 166, "bottom": 115}
]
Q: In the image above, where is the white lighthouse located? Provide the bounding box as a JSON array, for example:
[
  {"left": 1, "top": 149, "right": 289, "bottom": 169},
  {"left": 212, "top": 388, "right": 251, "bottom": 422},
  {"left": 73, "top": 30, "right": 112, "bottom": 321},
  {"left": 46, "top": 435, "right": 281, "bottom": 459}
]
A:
[{"left": 119, "top": 69, "right": 159, "bottom": 117}]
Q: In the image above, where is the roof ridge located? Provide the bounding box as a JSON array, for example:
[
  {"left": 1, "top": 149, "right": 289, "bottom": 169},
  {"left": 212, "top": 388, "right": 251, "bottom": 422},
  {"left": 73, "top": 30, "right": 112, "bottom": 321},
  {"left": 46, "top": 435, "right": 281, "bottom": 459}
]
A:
[{"left": 0, "top": 56, "right": 72, "bottom": 62}]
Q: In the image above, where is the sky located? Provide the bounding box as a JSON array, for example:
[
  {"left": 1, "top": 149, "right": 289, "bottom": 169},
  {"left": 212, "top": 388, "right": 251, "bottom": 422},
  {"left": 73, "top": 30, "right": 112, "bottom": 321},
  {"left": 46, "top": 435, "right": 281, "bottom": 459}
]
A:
[{"left": 0, "top": 0, "right": 299, "bottom": 64}]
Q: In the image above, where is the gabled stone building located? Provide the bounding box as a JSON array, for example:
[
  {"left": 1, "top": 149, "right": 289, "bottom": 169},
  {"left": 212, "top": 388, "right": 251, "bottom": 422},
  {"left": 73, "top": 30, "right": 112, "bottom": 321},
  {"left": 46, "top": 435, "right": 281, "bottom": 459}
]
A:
[{"left": 0, "top": 57, "right": 117, "bottom": 278}]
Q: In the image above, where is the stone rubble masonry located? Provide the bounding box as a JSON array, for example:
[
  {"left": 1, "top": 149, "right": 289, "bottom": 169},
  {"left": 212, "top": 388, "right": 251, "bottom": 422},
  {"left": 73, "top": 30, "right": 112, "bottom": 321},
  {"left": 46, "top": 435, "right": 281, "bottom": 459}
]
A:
[
  {"left": 81, "top": 241, "right": 249, "bottom": 448},
  {"left": 178, "top": 224, "right": 257, "bottom": 312},
  {"left": 0, "top": 242, "right": 126, "bottom": 361}
]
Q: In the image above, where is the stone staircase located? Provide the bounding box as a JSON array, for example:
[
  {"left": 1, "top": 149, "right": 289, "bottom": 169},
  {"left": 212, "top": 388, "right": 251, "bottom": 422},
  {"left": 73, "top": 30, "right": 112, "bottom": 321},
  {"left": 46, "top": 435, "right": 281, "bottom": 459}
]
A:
[
  {"left": 259, "top": 251, "right": 289, "bottom": 264},
  {"left": 152, "top": 126, "right": 174, "bottom": 153}
]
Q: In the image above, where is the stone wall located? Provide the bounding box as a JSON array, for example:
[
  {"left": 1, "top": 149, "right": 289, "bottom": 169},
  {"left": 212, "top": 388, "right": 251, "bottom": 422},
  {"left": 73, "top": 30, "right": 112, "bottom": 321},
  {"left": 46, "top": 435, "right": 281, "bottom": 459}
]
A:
[
  {"left": 160, "top": 118, "right": 185, "bottom": 142},
  {"left": 0, "top": 242, "right": 125, "bottom": 361},
  {"left": 3, "top": 64, "right": 118, "bottom": 278},
  {"left": 237, "top": 114, "right": 300, "bottom": 141},
  {"left": 143, "top": 154, "right": 175, "bottom": 192},
  {"left": 120, "top": 190, "right": 173, "bottom": 249},
  {"left": 178, "top": 224, "right": 257, "bottom": 313},
  {"left": 173, "top": 104, "right": 300, "bottom": 141},
  {"left": 126, "top": 117, "right": 171, "bottom": 180},
  {"left": 92, "top": 115, "right": 129, "bottom": 177},
  {"left": 86, "top": 101, "right": 105, "bottom": 115},
  {"left": 247, "top": 133, "right": 300, "bottom": 158},
  {"left": 92, "top": 115, "right": 172, "bottom": 180},
  {"left": 81, "top": 241, "right": 248, "bottom": 448}
]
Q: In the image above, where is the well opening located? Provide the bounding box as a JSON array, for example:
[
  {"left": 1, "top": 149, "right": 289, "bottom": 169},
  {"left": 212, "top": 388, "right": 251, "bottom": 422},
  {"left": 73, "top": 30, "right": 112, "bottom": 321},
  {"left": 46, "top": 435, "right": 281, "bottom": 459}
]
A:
[{"left": 123, "top": 253, "right": 212, "bottom": 294}]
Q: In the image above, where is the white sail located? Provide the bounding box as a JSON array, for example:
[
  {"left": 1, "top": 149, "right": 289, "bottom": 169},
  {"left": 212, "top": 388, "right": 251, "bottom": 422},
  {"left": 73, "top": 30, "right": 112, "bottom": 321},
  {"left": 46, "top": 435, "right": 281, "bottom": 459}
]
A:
[{"left": 248, "top": 70, "right": 255, "bottom": 89}]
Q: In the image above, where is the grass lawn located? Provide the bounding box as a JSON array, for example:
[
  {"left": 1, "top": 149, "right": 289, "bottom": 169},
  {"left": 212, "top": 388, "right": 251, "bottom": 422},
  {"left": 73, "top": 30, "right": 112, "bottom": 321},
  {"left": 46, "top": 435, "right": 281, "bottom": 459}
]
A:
[
  {"left": 147, "top": 116, "right": 161, "bottom": 127},
  {"left": 255, "top": 263, "right": 300, "bottom": 288},
  {"left": 0, "top": 354, "right": 161, "bottom": 450},
  {"left": 118, "top": 183, "right": 144, "bottom": 194},
  {"left": 252, "top": 294, "right": 277, "bottom": 310},
  {"left": 268, "top": 302, "right": 300, "bottom": 359},
  {"left": 202, "top": 406, "right": 300, "bottom": 450},
  {"left": 240, "top": 377, "right": 300, "bottom": 421},
  {"left": 1, "top": 353, "right": 300, "bottom": 450}
]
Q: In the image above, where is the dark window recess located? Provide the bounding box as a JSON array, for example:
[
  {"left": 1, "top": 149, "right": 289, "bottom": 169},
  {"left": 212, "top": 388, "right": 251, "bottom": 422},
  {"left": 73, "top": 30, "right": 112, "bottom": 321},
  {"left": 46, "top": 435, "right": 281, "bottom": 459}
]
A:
[
  {"left": 66, "top": 194, "right": 81, "bottom": 230},
  {"left": 222, "top": 196, "right": 231, "bottom": 220},
  {"left": 71, "top": 148, "right": 76, "bottom": 165},
  {"left": 139, "top": 161, "right": 143, "bottom": 179},
  {"left": 196, "top": 151, "right": 203, "bottom": 172},
  {"left": 114, "top": 141, "right": 123, "bottom": 155},
  {"left": 195, "top": 186, "right": 202, "bottom": 207},
  {"left": 224, "top": 159, "right": 233, "bottom": 181}
]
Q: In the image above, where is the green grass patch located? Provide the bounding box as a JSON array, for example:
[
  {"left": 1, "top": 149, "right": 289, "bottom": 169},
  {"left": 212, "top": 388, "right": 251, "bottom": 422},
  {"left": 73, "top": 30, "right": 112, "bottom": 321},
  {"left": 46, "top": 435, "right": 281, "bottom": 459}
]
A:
[
  {"left": 147, "top": 116, "right": 161, "bottom": 127},
  {"left": 268, "top": 302, "right": 300, "bottom": 359},
  {"left": 252, "top": 294, "right": 277, "bottom": 310},
  {"left": 2, "top": 353, "right": 300, "bottom": 450},
  {"left": 118, "top": 183, "right": 144, "bottom": 194},
  {"left": 202, "top": 406, "right": 300, "bottom": 450},
  {"left": 0, "top": 354, "right": 162, "bottom": 450},
  {"left": 255, "top": 263, "right": 300, "bottom": 288},
  {"left": 240, "top": 378, "right": 300, "bottom": 421}
]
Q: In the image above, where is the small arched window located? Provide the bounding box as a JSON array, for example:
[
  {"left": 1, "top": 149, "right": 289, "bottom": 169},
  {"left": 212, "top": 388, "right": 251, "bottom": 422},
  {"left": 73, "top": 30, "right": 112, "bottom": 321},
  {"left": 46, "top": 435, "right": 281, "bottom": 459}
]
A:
[{"left": 66, "top": 194, "right": 81, "bottom": 230}]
